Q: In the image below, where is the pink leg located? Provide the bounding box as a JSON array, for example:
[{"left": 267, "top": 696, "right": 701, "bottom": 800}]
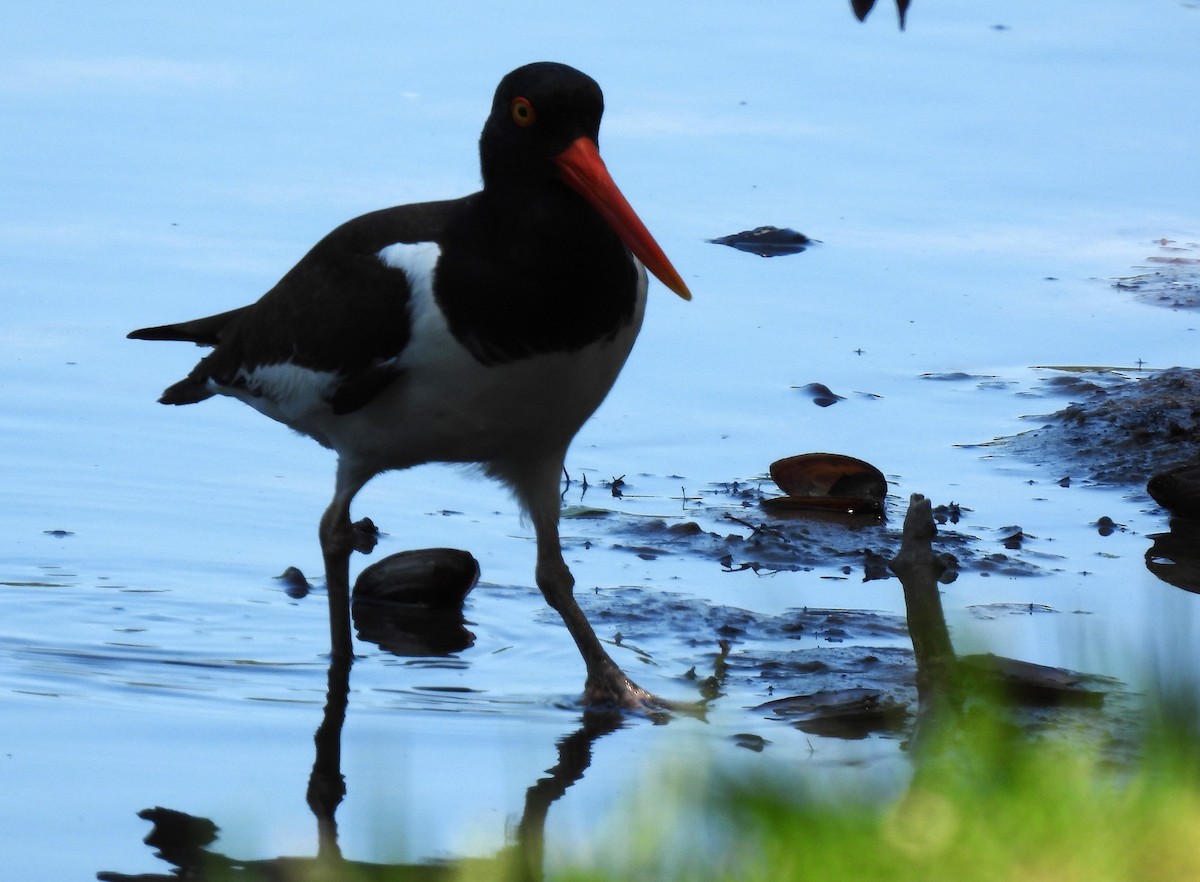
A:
[{"left": 511, "top": 455, "right": 669, "bottom": 711}]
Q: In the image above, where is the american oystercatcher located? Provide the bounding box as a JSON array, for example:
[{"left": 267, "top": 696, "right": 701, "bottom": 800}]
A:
[{"left": 129, "top": 62, "right": 691, "bottom": 710}]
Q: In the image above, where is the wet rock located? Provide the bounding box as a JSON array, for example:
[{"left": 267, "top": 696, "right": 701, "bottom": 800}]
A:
[
  {"left": 351, "top": 517, "right": 379, "bottom": 554},
  {"left": 1147, "top": 463, "right": 1200, "bottom": 519},
  {"left": 998, "top": 526, "right": 1031, "bottom": 550},
  {"left": 276, "top": 566, "right": 312, "bottom": 598},
  {"left": 613, "top": 544, "right": 665, "bottom": 560},
  {"left": 862, "top": 550, "right": 893, "bottom": 582},
  {"left": 708, "top": 226, "right": 816, "bottom": 257}
]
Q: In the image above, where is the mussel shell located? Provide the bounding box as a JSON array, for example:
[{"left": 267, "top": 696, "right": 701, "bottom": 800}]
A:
[
  {"left": 760, "top": 495, "right": 884, "bottom": 516},
  {"left": 352, "top": 548, "right": 479, "bottom": 608},
  {"left": 351, "top": 548, "right": 479, "bottom": 657},
  {"left": 764, "top": 453, "right": 887, "bottom": 515}
]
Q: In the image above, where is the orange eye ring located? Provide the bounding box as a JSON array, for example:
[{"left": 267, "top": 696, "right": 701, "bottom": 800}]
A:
[{"left": 510, "top": 96, "right": 536, "bottom": 127}]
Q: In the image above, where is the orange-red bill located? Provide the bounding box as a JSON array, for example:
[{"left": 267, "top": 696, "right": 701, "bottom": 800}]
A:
[{"left": 553, "top": 137, "right": 691, "bottom": 301}]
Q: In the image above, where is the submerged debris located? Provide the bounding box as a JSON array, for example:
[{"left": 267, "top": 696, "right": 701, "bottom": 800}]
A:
[
  {"left": 756, "top": 688, "right": 909, "bottom": 739},
  {"left": 708, "top": 226, "right": 817, "bottom": 257},
  {"left": 958, "top": 654, "right": 1108, "bottom": 708}
]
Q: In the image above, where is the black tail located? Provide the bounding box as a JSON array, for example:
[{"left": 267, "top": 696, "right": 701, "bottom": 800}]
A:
[
  {"left": 128, "top": 307, "right": 248, "bottom": 405},
  {"left": 127, "top": 305, "right": 251, "bottom": 346},
  {"left": 158, "top": 376, "right": 216, "bottom": 405}
]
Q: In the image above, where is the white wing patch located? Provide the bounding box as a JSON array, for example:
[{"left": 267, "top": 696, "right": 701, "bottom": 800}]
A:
[
  {"left": 377, "top": 241, "right": 440, "bottom": 286},
  {"left": 218, "top": 242, "right": 452, "bottom": 430},
  {"left": 376, "top": 241, "right": 467, "bottom": 374}
]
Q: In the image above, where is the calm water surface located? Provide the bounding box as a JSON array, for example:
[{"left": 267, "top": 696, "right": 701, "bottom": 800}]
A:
[{"left": 3, "top": 1, "right": 1199, "bottom": 878}]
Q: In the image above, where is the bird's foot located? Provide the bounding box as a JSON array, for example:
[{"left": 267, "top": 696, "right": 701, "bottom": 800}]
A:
[{"left": 583, "top": 670, "right": 705, "bottom": 719}]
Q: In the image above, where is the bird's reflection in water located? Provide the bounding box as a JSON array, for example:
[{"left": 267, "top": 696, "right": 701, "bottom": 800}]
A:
[
  {"left": 307, "top": 651, "right": 351, "bottom": 864},
  {"left": 99, "top": 616, "right": 625, "bottom": 882}
]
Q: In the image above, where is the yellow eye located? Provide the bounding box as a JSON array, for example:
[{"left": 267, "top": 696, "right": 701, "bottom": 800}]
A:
[{"left": 510, "top": 96, "right": 536, "bottom": 127}]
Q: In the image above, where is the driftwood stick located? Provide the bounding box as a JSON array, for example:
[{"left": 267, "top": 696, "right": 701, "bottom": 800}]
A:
[{"left": 889, "top": 493, "right": 963, "bottom": 725}]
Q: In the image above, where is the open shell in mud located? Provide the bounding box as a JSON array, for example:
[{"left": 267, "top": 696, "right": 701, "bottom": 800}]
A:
[{"left": 762, "top": 453, "right": 887, "bottom": 516}]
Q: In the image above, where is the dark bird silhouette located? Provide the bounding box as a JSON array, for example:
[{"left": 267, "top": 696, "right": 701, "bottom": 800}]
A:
[{"left": 129, "top": 62, "right": 691, "bottom": 710}]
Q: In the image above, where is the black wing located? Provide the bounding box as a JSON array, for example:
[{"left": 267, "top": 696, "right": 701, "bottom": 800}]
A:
[{"left": 129, "top": 198, "right": 465, "bottom": 412}]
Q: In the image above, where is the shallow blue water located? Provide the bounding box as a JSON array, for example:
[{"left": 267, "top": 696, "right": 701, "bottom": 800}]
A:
[{"left": 3, "top": 2, "right": 1199, "bottom": 877}]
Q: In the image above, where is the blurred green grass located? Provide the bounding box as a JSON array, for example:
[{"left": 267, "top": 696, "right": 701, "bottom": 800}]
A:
[
  {"left": 567, "top": 696, "right": 1200, "bottom": 882},
  {"left": 111, "top": 689, "right": 1200, "bottom": 882}
]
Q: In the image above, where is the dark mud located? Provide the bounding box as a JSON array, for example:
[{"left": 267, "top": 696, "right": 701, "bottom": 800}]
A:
[
  {"left": 583, "top": 485, "right": 1044, "bottom": 581},
  {"left": 591, "top": 584, "right": 918, "bottom": 707},
  {"left": 573, "top": 546, "right": 1124, "bottom": 744},
  {"left": 551, "top": 355, "right": 1200, "bottom": 743},
  {"left": 985, "top": 367, "right": 1200, "bottom": 487},
  {"left": 565, "top": 367, "right": 1200, "bottom": 585}
]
